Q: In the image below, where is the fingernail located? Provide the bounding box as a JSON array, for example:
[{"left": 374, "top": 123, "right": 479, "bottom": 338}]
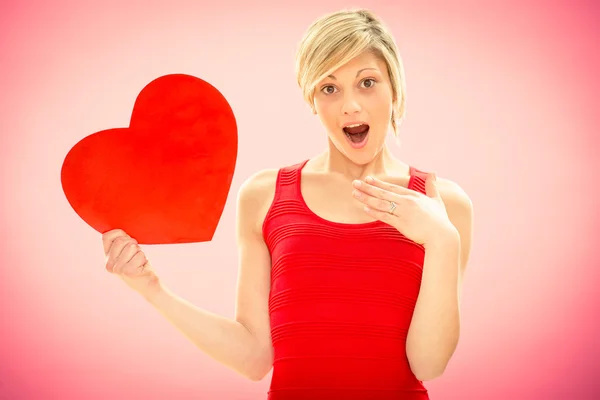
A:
[
  {"left": 366, "top": 176, "right": 373, "bottom": 183},
  {"left": 353, "top": 180, "right": 361, "bottom": 187},
  {"left": 353, "top": 190, "right": 361, "bottom": 198}
]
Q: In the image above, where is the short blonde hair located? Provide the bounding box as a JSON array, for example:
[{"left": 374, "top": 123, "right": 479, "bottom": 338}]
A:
[{"left": 295, "top": 9, "right": 407, "bottom": 136}]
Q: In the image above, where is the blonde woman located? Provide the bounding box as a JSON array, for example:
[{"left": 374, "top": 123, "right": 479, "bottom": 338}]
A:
[{"left": 102, "top": 8, "right": 474, "bottom": 400}]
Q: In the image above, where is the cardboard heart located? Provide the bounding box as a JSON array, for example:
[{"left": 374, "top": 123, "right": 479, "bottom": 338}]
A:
[{"left": 61, "top": 74, "right": 238, "bottom": 245}]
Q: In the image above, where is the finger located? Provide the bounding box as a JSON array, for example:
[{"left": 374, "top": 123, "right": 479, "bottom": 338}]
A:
[
  {"left": 352, "top": 179, "right": 394, "bottom": 201},
  {"left": 106, "top": 237, "right": 137, "bottom": 271},
  {"left": 353, "top": 188, "right": 411, "bottom": 214},
  {"left": 353, "top": 188, "right": 392, "bottom": 212},
  {"left": 102, "top": 229, "right": 129, "bottom": 255},
  {"left": 358, "top": 176, "right": 415, "bottom": 196},
  {"left": 113, "top": 242, "right": 141, "bottom": 275},
  {"left": 122, "top": 250, "right": 148, "bottom": 277},
  {"left": 363, "top": 205, "right": 397, "bottom": 225}
]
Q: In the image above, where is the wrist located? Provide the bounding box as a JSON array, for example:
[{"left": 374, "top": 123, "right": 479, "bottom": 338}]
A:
[
  {"left": 424, "top": 224, "right": 460, "bottom": 251},
  {"left": 141, "top": 278, "right": 169, "bottom": 305}
]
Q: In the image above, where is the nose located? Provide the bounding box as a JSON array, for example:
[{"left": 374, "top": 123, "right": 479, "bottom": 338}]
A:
[{"left": 341, "top": 93, "right": 361, "bottom": 115}]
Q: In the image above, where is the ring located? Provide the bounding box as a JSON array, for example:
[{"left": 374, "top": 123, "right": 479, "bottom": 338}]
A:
[{"left": 388, "top": 201, "right": 397, "bottom": 215}]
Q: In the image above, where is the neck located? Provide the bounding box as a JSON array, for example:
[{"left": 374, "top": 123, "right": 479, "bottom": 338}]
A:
[{"left": 317, "top": 139, "right": 405, "bottom": 181}]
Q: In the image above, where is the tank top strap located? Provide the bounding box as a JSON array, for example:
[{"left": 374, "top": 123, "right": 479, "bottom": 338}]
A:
[
  {"left": 277, "top": 161, "right": 430, "bottom": 197},
  {"left": 273, "top": 159, "right": 309, "bottom": 202},
  {"left": 408, "top": 166, "right": 431, "bottom": 195}
]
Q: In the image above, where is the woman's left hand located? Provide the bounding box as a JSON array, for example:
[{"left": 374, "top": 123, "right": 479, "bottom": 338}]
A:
[{"left": 352, "top": 173, "right": 457, "bottom": 246}]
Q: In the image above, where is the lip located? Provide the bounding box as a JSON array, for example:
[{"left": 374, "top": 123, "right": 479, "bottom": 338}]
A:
[{"left": 341, "top": 121, "right": 369, "bottom": 128}]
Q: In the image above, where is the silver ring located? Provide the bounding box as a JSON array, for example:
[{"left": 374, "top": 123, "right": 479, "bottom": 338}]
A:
[{"left": 388, "top": 201, "right": 397, "bottom": 215}]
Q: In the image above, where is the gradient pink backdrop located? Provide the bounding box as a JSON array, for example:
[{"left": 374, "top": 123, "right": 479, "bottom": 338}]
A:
[{"left": 1, "top": 0, "right": 599, "bottom": 398}]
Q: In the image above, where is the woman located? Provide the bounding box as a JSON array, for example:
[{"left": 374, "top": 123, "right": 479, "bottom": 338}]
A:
[{"left": 102, "top": 8, "right": 474, "bottom": 400}]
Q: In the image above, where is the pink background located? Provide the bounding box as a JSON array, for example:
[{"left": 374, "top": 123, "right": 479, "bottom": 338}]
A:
[{"left": 1, "top": 0, "right": 599, "bottom": 398}]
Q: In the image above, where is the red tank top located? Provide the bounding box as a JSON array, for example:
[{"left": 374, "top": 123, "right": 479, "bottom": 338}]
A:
[{"left": 262, "top": 159, "right": 430, "bottom": 400}]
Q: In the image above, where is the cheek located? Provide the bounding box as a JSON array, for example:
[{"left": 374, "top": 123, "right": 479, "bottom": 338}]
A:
[
  {"left": 370, "top": 89, "right": 393, "bottom": 108},
  {"left": 370, "top": 94, "right": 393, "bottom": 120},
  {"left": 315, "top": 101, "right": 340, "bottom": 127}
]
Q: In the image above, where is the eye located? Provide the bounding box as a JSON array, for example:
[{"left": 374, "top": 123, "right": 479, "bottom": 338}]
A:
[
  {"left": 361, "top": 78, "right": 377, "bottom": 89},
  {"left": 321, "top": 85, "right": 337, "bottom": 95}
]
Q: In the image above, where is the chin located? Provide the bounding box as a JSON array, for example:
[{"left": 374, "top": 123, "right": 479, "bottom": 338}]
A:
[
  {"left": 344, "top": 151, "right": 378, "bottom": 165},
  {"left": 339, "top": 144, "right": 380, "bottom": 166}
]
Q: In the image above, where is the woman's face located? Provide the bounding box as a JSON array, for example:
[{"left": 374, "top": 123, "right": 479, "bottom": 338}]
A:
[{"left": 313, "top": 51, "right": 395, "bottom": 164}]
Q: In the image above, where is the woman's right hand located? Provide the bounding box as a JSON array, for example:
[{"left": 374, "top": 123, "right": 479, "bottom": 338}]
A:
[{"left": 102, "top": 229, "right": 161, "bottom": 298}]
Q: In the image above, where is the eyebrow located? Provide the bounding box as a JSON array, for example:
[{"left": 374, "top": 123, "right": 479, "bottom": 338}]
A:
[{"left": 327, "top": 68, "right": 379, "bottom": 80}]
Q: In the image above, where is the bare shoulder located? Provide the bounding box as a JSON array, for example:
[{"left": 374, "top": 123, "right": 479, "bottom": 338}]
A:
[
  {"left": 238, "top": 168, "right": 279, "bottom": 204},
  {"left": 435, "top": 176, "right": 474, "bottom": 272},
  {"left": 236, "top": 168, "right": 280, "bottom": 235},
  {"left": 435, "top": 177, "right": 473, "bottom": 214}
]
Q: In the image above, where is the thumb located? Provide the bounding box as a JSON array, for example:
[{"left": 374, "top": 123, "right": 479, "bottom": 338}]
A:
[{"left": 425, "top": 172, "right": 440, "bottom": 199}]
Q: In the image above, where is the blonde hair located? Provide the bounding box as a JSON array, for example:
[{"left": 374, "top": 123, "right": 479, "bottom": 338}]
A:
[{"left": 295, "top": 9, "right": 407, "bottom": 136}]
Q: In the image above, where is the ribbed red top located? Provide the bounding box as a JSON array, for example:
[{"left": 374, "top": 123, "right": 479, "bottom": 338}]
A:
[{"left": 262, "top": 159, "right": 430, "bottom": 400}]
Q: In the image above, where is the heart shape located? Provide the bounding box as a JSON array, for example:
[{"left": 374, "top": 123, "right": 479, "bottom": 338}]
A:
[{"left": 61, "top": 74, "right": 238, "bottom": 245}]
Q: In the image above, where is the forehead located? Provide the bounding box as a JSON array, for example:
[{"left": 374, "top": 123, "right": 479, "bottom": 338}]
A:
[{"left": 328, "top": 51, "right": 387, "bottom": 78}]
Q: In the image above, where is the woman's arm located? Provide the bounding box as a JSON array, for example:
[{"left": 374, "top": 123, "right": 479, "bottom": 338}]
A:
[
  {"left": 143, "top": 170, "right": 277, "bottom": 381},
  {"left": 405, "top": 179, "right": 474, "bottom": 381}
]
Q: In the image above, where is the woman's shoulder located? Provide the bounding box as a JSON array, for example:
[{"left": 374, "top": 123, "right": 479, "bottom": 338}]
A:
[
  {"left": 238, "top": 159, "right": 307, "bottom": 197},
  {"left": 235, "top": 168, "right": 278, "bottom": 236},
  {"left": 236, "top": 161, "right": 305, "bottom": 233},
  {"left": 435, "top": 176, "right": 473, "bottom": 217},
  {"left": 432, "top": 174, "right": 474, "bottom": 273},
  {"left": 238, "top": 168, "right": 279, "bottom": 205},
  {"left": 389, "top": 162, "right": 471, "bottom": 213}
]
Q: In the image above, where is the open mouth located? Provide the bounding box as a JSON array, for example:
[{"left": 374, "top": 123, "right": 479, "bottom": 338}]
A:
[{"left": 343, "top": 123, "right": 370, "bottom": 146}]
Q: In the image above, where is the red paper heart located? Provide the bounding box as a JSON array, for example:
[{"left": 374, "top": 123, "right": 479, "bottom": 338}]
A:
[{"left": 61, "top": 74, "right": 238, "bottom": 244}]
